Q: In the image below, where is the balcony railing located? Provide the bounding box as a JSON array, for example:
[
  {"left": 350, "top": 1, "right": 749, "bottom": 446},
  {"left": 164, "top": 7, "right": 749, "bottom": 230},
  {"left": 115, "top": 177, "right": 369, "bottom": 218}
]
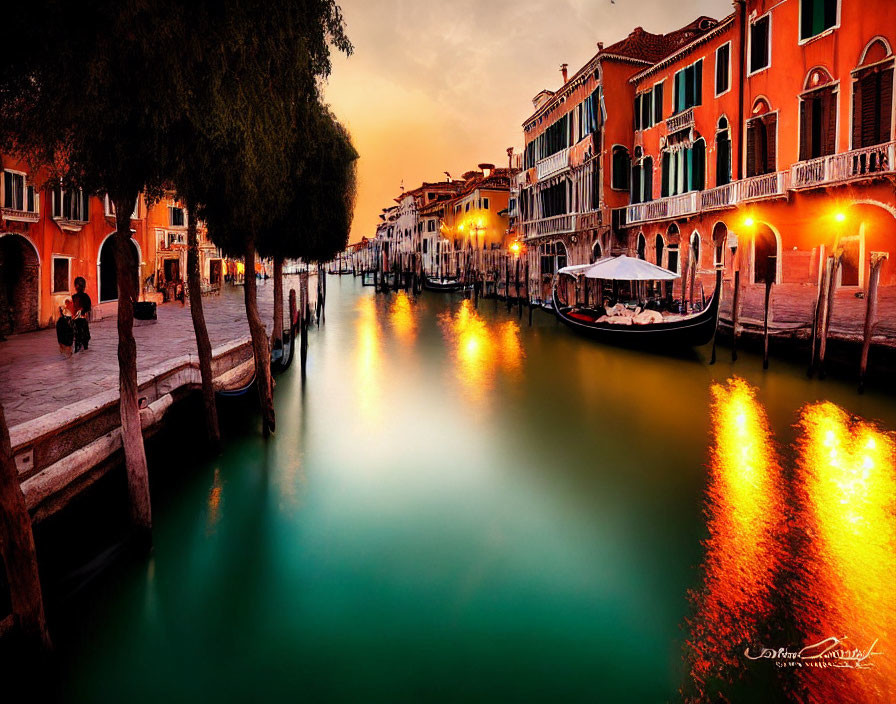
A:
[
  {"left": 520, "top": 213, "right": 576, "bottom": 240},
  {"left": 665, "top": 108, "right": 695, "bottom": 134},
  {"left": 1, "top": 206, "right": 40, "bottom": 223},
  {"left": 535, "top": 147, "right": 571, "bottom": 181},
  {"left": 626, "top": 192, "right": 698, "bottom": 225},
  {"left": 737, "top": 171, "right": 788, "bottom": 201},
  {"left": 700, "top": 182, "right": 737, "bottom": 211},
  {"left": 791, "top": 141, "right": 896, "bottom": 189}
]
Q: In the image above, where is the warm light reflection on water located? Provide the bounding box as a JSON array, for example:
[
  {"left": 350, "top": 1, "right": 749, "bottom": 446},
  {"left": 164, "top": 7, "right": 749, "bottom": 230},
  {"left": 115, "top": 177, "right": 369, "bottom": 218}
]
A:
[
  {"left": 792, "top": 402, "right": 896, "bottom": 703},
  {"left": 684, "top": 378, "right": 786, "bottom": 700},
  {"left": 389, "top": 291, "right": 417, "bottom": 345},
  {"left": 206, "top": 468, "right": 223, "bottom": 535},
  {"left": 355, "top": 295, "right": 382, "bottom": 422},
  {"left": 438, "top": 299, "right": 523, "bottom": 400}
]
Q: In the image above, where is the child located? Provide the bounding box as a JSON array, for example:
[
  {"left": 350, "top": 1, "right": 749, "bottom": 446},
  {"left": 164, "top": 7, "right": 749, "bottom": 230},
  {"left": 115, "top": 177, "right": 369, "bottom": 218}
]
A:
[{"left": 56, "top": 301, "right": 74, "bottom": 357}]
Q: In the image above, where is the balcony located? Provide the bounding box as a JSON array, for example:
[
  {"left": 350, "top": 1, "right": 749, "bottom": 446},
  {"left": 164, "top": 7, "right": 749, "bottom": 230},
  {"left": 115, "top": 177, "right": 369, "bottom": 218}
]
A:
[
  {"left": 520, "top": 213, "right": 577, "bottom": 240},
  {"left": 700, "top": 182, "right": 737, "bottom": 211},
  {"left": 665, "top": 108, "right": 695, "bottom": 134},
  {"left": 626, "top": 192, "right": 698, "bottom": 225},
  {"left": 535, "top": 147, "right": 571, "bottom": 181},
  {"left": 1, "top": 206, "right": 39, "bottom": 223},
  {"left": 791, "top": 141, "right": 895, "bottom": 189},
  {"left": 736, "top": 171, "right": 788, "bottom": 201}
]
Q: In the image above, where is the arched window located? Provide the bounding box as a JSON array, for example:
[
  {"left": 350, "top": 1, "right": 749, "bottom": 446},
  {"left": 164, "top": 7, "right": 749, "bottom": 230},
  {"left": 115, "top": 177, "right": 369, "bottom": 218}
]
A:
[
  {"left": 800, "top": 68, "right": 837, "bottom": 160},
  {"left": 690, "top": 232, "right": 701, "bottom": 269},
  {"left": 747, "top": 98, "right": 777, "bottom": 177},
  {"left": 555, "top": 241, "right": 568, "bottom": 270},
  {"left": 637, "top": 233, "right": 646, "bottom": 260},
  {"left": 712, "top": 222, "right": 728, "bottom": 266},
  {"left": 611, "top": 146, "right": 631, "bottom": 190},
  {"left": 852, "top": 40, "right": 894, "bottom": 149},
  {"left": 716, "top": 118, "right": 732, "bottom": 186},
  {"left": 592, "top": 240, "right": 603, "bottom": 262},
  {"left": 666, "top": 224, "right": 680, "bottom": 273},
  {"left": 655, "top": 234, "right": 665, "bottom": 268}
]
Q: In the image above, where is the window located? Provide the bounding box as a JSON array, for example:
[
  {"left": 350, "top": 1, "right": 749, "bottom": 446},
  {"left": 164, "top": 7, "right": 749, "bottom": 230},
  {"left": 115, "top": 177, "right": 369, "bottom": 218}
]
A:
[
  {"left": 52, "top": 257, "right": 70, "bottom": 293},
  {"left": 716, "top": 43, "right": 731, "bottom": 96},
  {"left": 104, "top": 194, "right": 140, "bottom": 219},
  {"left": 630, "top": 156, "right": 653, "bottom": 204},
  {"left": 800, "top": 86, "right": 837, "bottom": 160},
  {"left": 653, "top": 82, "right": 664, "bottom": 124},
  {"left": 746, "top": 112, "right": 778, "bottom": 177},
  {"left": 51, "top": 186, "right": 89, "bottom": 221},
  {"left": 483, "top": 198, "right": 489, "bottom": 210},
  {"left": 611, "top": 146, "right": 631, "bottom": 190},
  {"left": 716, "top": 119, "right": 732, "bottom": 186},
  {"left": 673, "top": 60, "right": 703, "bottom": 114},
  {"left": 539, "top": 180, "right": 568, "bottom": 218},
  {"left": 852, "top": 63, "right": 894, "bottom": 148},
  {"left": 2, "top": 171, "right": 38, "bottom": 213},
  {"left": 801, "top": 0, "right": 837, "bottom": 41},
  {"left": 169, "top": 206, "right": 185, "bottom": 227},
  {"left": 667, "top": 246, "right": 680, "bottom": 274},
  {"left": 749, "top": 15, "right": 771, "bottom": 74},
  {"left": 422, "top": 239, "right": 428, "bottom": 254},
  {"left": 661, "top": 141, "right": 704, "bottom": 197},
  {"left": 427, "top": 219, "right": 436, "bottom": 232},
  {"left": 465, "top": 202, "right": 470, "bottom": 213}
]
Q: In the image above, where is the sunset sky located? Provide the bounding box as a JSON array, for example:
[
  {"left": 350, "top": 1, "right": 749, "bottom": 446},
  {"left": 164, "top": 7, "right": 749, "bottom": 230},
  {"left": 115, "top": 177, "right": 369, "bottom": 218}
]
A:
[{"left": 323, "top": 0, "right": 732, "bottom": 244}]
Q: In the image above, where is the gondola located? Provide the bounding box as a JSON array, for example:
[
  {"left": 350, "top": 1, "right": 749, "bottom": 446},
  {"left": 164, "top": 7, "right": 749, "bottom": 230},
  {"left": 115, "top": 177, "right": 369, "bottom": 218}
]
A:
[
  {"left": 271, "top": 324, "right": 296, "bottom": 374},
  {"left": 423, "top": 275, "right": 467, "bottom": 292},
  {"left": 552, "top": 267, "right": 722, "bottom": 349},
  {"left": 216, "top": 370, "right": 257, "bottom": 398}
]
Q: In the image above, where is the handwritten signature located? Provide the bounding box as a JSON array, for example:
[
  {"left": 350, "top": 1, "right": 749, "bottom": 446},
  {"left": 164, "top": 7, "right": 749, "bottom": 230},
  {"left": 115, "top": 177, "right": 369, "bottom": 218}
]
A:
[{"left": 745, "top": 636, "right": 881, "bottom": 669}]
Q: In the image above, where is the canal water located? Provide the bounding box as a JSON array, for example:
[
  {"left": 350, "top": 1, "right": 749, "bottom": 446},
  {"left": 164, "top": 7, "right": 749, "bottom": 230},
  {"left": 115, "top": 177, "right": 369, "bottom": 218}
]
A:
[{"left": 40, "top": 276, "right": 896, "bottom": 702}]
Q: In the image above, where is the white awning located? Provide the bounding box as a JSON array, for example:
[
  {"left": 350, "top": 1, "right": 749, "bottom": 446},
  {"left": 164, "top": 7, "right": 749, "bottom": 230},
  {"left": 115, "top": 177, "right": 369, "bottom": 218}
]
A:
[{"left": 560, "top": 255, "right": 679, "bottom": 281}]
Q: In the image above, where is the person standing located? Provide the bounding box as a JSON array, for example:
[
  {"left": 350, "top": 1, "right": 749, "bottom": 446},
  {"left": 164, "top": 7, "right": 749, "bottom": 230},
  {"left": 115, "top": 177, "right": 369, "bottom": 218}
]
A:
[
  {"left": 71, "top": 276, "right": 92, "bottom": 352},
  {"left": 55, "top": 300, "right": 74, "bottom": 356}
]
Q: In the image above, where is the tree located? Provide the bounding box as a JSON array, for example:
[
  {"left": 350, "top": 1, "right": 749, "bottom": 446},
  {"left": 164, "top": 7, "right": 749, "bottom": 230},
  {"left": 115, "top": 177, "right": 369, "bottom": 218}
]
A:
[
  {"left": 0, "top": 402, "right": 51, "bottom": 651},
  {"left": 258, "top": 105, "right": 359, "bottom": 352}
]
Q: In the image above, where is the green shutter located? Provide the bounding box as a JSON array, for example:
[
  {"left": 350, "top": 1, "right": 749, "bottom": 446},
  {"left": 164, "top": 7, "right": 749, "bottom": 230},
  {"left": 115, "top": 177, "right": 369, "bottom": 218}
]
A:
[{"left": 695, "top": 60, "right": 703, "bottom": 106}]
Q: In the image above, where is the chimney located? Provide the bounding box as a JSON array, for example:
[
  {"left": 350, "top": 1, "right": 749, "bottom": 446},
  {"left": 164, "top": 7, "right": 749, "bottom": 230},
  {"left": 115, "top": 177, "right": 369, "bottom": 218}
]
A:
[
  {"left": 506, "top": 147, "right": 514, "bottom": 170},
  {"left": 560, "top": 63, "right": 569, "bottom": 84},
  {"left": 597, "top": 41, "right": 604, "bottom": 51}
]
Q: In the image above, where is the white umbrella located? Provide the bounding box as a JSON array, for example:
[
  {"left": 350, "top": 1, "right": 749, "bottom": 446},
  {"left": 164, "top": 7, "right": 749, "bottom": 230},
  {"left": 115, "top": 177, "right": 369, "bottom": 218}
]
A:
[{"left": 572, "top": 254, "right": 679, "bottom": 281}]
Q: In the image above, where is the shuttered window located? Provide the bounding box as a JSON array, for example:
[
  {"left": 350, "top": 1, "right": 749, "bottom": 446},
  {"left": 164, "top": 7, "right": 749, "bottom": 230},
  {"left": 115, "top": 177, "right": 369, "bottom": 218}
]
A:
[
  {"left": 750, "top": 16, "right": 771, "bottom": 73},
  {"left": 643, "top": 157, "right": 653, "bottom": 202},
  {"left": 716, "top": 131, "right": 732, "bottom": 186},
  {"left": 800, "top": 0, "right": 837, "bottom": 41},
  {"left": 799, "top": 88, "right": 837, "bottom": 160},
  {"left": 653, "top": 82, "right": 664, "bottom": 123},
  {"left": 634, "top": 95, "right": 641, "bottom": 131},
  {"left": 716, "top": 43, "right": 730, "bottom": 95},
  {"left": 746, "top": 114, "right": 777, "bottom": 176},
  {"left": 852, "top": 65, "right": 894, "bottom": 148},
  {"left": 612, "top": 147, "right": 631, "bottom": 190},
  {"left": 661, "top": 152, "right": 671, "bottom": 197},
  {"left": 673, "top": 60, "right": 703, "bottom": 114}
]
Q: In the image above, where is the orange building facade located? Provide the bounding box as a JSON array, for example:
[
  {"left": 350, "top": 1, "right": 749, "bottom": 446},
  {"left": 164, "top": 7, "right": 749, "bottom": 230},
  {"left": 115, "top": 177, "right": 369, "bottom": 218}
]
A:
[
  {"left": 1, "top": 154, "right": 223, "bottom": 335},
  {"left": 518, "top": 1, "right": 895, "bottom": 317}
]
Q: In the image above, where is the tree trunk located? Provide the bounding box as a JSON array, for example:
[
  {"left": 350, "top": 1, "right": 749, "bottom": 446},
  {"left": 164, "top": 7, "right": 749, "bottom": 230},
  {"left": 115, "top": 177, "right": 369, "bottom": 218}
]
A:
[
  {"left": 113, "top": 197, "right": 152, "bottom": 542},
  {"left": 0, "top": 403, "right": 51, "bottom": 651},
  {"left": 244, "top": 239, "right": 275, "bottom": 436},
  {"left": 271, "top": 256, "right": 284, "bottom": 351},
  {"left": 187, "top": 206, "right": 220, "bottom": 449}
]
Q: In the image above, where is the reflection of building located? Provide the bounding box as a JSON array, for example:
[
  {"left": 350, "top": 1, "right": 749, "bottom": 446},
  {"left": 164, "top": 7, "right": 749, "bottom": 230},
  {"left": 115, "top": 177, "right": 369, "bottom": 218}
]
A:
[{"left": 0, "top": 154, "right": 223, "bottom": 334}]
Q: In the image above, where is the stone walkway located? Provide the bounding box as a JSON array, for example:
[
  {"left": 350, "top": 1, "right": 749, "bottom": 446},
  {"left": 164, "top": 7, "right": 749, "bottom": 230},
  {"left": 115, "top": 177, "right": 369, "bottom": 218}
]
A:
[{"left": 0, "top": 277, "right": 306, "bottom": 428}]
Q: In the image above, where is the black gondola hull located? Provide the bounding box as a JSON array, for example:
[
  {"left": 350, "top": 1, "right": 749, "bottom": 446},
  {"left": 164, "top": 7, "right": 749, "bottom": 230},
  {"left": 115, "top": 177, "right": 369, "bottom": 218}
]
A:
[
  {"left": 422, "top": 277, "right": 467, "bottom": 292},
  {"left": 552, "top": 270, "right": 722, "bottom": 349}
]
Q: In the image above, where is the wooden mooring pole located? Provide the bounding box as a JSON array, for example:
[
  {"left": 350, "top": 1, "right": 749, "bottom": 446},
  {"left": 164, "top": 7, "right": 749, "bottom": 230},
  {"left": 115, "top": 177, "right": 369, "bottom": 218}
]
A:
[
  {"left": 730, "top": 270, "right": 741, "bottom": 361},
  {"left": 762, "top": 256, "right": 776, "bottom": 370},
  {"left": 859, "top": 252, "right": 888, "bottom": 393},
  {"left": 818, "top": 253, "right": 842, "bottom": 380},
  {"left": 807, "top": 252, "right": 827, "bottom": 377}
]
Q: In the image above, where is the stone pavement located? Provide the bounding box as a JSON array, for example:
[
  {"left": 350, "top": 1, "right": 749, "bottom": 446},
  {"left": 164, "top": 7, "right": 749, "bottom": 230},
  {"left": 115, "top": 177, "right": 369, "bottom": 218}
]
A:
[{"left": 0, "top": 277, "right": 304, "bottom": 428}]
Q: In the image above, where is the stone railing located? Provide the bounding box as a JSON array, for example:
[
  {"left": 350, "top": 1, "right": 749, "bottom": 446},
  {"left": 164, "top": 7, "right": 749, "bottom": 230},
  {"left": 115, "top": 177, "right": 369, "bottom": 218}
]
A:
[
  {"left": 737, "top": 171, "right": 788, "bottom": 201},
  {"left": 665, "top": 108, "right": 695, "bottom": 134},
  {"left": 626, "top": 192, "right": 698, "bottom": 224},
  {"left": 520, "top": 213, "right": 576, "bottom": 240},
  {"left": 536, "top": 147, "right": 571, "bottom": 181},
  {"left": 791, "top": 141, "right": 896, "bottom": 189},
  {"left": 1, "top": 206, "right": 40, "bottom": 223},
  {"left": 700, "top": 182, "right": 737, "bottom": 211}
]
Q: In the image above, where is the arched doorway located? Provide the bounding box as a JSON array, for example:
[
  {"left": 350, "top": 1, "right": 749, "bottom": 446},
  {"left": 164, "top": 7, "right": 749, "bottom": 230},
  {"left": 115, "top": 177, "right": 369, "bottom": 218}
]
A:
[
  {"left": 655, "top": 234, "right": 665, "bottom": 268},
  {"left": 0, "top": 234, "right": 40, "bottom": 335},
  {"left": 591, "top": 240, "right": 603, "bottom": 263},
  {"left": 753, "top": 224, "right": 779, "bottom": 284},
  {"left": 98, "top": 234, "right": 139, "bottom": 302},
  {"left": 636, "top": 233, "right": 646, "bottom": 260}
]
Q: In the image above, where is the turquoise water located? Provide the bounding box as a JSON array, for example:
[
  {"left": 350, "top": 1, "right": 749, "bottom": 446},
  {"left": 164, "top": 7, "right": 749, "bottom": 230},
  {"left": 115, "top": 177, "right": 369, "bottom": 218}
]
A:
[{"left": 44, "top": 276, "right": 896, "bottom": 702}]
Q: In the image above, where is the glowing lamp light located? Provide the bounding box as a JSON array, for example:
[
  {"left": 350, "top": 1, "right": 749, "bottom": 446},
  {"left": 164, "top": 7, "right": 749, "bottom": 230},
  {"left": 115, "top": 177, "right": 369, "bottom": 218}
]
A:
[
  {"left": 509, "top": 241, "right": 521, "bottom": 254},
  {"left": 744, "top": 217, "right": 755, "bottom": 227},
  {"left": 835, "top": 212, "right": 846, "bottom": 223}
]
